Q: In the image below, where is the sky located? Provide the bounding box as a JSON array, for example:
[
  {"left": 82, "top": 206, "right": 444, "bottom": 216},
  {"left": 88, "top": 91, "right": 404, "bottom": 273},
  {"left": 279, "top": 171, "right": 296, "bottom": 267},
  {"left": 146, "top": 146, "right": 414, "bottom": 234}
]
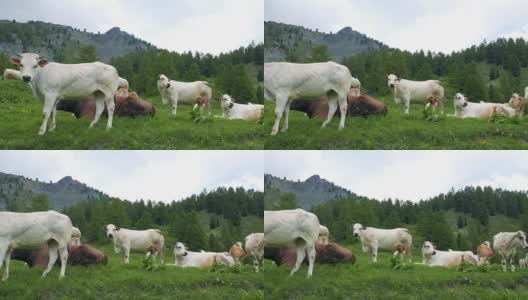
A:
[
  {"left": 265, "top": 151, "right": 528, "bottom": 202},
  {"left": 0, "top": 151, "right": 263, "bottom": 203},
  {"left": 265, "top": 0, "right": 528, "bottom": 54},
  {"left": 0, "top": 0, "right": 263, "bottom": 54}
]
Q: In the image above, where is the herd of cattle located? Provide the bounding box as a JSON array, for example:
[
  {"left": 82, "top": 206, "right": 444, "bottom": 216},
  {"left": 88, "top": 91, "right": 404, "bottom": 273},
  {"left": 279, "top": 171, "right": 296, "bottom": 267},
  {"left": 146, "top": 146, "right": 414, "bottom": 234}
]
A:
[
  {"left": 264, "top": 209, "right": 528, "bottom": 277},
  {"left": 0, "top": 210, "right": 265, "bottom": 281},
  {"left": 2, "top": 52, "right": 264, "bottom": 135},
  {"left": 264, "top": 61, "right": 528, "bottom": 135}
]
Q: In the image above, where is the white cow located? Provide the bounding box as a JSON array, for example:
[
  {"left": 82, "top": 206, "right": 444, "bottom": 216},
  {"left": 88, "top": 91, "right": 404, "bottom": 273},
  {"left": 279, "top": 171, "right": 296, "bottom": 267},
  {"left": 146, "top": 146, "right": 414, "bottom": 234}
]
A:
[
  {"left": 11, "top": 53, "right": 119, "bottom": 135},
  {"left": 245, "top": 233, "right": 264, "bottom": 272},
  {"left": 105, "top": 224, "right": 165, "bottom": 264},
  {"left": 220, "top": 94, "right": 264, "bottom": 121},
  {"left": 3, "top": 68, "right": 21, "bottom": 80},
  {"left": 421, "top": 241, "right": 471, "bottom": 267},
  {"left": 172, "top": 242, "right": 234, "bottom": 268},
  {"left": 352, "top": 223, "right": 413, "bottom": 262},
  {"left": 0, "top": 211, "right": 72, "bottom": 280},
  {"left": 453, "top": 93, "right": 515, "bottom": 119},
  {"left": 386, "top": 74, "right": 444, "bottom": 114},
  {"left": 264, "top": 209, "right": 320, "bottom": 277},
  {"left": 264, "top": 62, "right": 356, "bottom": 135},
  {"left": 157, "top": 74, "right": 212, "bottom": 115},
  {"left": 493, "top": 231, "right": 528, "bottom": 272},
  {"left": 70, "top": 226, "right": 82, "bottom": 247},
  {"left": 318, "top": 225, "right": 329, "bottom": 245}
]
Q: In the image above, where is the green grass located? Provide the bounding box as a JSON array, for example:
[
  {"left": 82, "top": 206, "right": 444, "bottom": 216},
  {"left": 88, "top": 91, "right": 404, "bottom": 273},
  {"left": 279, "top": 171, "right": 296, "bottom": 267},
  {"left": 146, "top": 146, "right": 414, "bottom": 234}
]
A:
[
  {"left": 263, "top": 96, "right": 528, "bottom": 149},
  {"left": 0, "top": 244, "right": 263, "bottom": 300},
  {"left": 0, "top": 80, "right": 264, "bottom": 149},
  {"left": 264, "top": 244, "right": 528, "bottom": 300}
]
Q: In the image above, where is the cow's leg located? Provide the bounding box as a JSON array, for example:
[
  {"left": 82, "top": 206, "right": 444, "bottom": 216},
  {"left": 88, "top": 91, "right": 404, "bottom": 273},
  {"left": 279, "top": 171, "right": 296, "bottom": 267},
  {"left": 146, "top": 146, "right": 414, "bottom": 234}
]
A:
[
  {"left": 337, "top": 92, "right": 348, "bottom": 130},
  {"left": 290, "top": 241, "right": 306, "bottom": 276},
  {"left": 89, "top": 97, "right": 105, "bottom": 128},
  {"left": 58, "top": 245, "right": 68, "bottom": 279},
  {"left": 252, "top": 254, "right": 260, "bottom": 272},
  {"left": 171, "top": 94, "right": 179, "bottom": 115},
  {"left": 371, "top": 241, "right": 379, "bottom": 263},
  {"left": 500, "top": 254, "right": 507, "bottom": 272},
  {"left": 38, "top": 94, "right": 57, "bottom": 135},
  {"left": 280, "top": 99, "right": 291, "bottom": 132},
  {"left": 511, "top": 249, "right": 516, "bottom": 272},
  {"left": 322, "top": 97, "right": 338, "bottom": 128},
  {"left": 306, "top": 242, "right": 316, "bottom": 278},
  {"left": 49, "top": 100, "right": 59, "bottom": 132},
  {"left": 104, "top": 95, "right": 115, "bottom": 130},
  {"left": 271, "top": 95, "right": 287, "bottom": 135},
  {"left": 1, "top": 248, "right": 12, "bottom": 281},
  {"left": 403, "top": 97, "right": 410, "bottom": 114},
  {"left": 158, "top": 243, "right": 165, "bottom": 264},
  {"left": 124, "top": 244, "right": 130, "bottom": 264},
  {"left": 43, "top": 241, "right": 59, "bottom": 277}
]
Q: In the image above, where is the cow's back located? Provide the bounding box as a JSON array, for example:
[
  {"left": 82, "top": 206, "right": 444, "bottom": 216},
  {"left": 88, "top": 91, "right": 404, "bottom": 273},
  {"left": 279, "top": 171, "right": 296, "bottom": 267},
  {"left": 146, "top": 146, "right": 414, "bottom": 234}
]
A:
[{"left": 264, "top": 209, "right": 320, "bottom": 246}]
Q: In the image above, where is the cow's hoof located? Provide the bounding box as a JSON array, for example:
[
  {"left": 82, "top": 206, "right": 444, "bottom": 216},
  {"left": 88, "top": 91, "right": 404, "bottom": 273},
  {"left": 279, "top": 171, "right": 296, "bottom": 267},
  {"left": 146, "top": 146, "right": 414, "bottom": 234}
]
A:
[
  {"left": 37, "top": 130, "right": 45, "bottom": 135},
  {"left": 280, "top": 127, "right": 288, "bottom": 133},
  {"left": 270, "top": 131, "right": 278, "bottom": 136}
]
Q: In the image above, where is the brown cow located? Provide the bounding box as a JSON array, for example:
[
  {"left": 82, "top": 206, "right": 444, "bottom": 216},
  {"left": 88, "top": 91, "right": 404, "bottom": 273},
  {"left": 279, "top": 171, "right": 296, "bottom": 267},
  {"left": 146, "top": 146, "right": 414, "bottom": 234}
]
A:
[
  {"left": 229, "top": 242, "right": 247, "bottom": 265},
  {"left": 476, "top": 241, "right": 496, "bottom": 265},
  {"left": 264, "top": 242, "right": 355, "bottom": 267},
  {"left": 11, "top": 244, "right": 108, "bottom": 268},
  {"left": 290, "top": 90, "right": 387, "bottom": 119},
  {"left": 57, "top": 90, "right": 156, "bottom": 119}
]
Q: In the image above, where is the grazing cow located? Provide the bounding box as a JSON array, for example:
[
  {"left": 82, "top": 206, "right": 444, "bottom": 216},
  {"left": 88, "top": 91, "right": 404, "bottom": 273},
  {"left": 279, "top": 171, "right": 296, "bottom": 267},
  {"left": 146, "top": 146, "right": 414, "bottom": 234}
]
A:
[
  {"left": 0, "top": 211, "right": 72, "bottom": 280},
  {"left": 11, "top": 243, "right": 108, "bottom": 268},
  {"left": 245, "top": 233, "right": 264, "bottom": 272},
  {"left": 352, "top": 223, "right": 412, "bottom": 262},
  {"left": 421, "top": 241, "right": 472, "bottom": 267},
  {"left": 290, "top": 89, "right": 387, "bottom": 119},
  {"left": 229, "top": 242, "right": 246, "bottom": 265},
  {"left": 220, "top": 94, "right": 264, "bottom": 121},
  {"left": 318, "top": 225, "right": 329, "bottom": 245},
  {"left": 57, "top": 90, "right": 156, "bottom": 119},
  {"left": 264, "top": 62, "right": 357, "bottom": 135},
  {"left": 264, "top": 242, "right": 355, "bottom": 267},
  {"left": 104, "top": 224, "right": 165, "bottom": 264},
  {"left": 476, "top": 241, "right": 495, "bottom": 265},
  {"left": 493, "top": 231, "right": 528, "bottom": 272},
  {"left": 157, "top": 74, "right": 212, "bottom": 115},
  {"left": 70, "top": 226, "right": 81, "bottom": 247},
  {"left": 509, "top": 93, "right": 526, "bottom": 117},
  {"left": 386, "top": 74, "right": 444, "bottom": 114},
  {"left": 11, "top": 53, "right": 119, "bottom": 135},
  {"left": 172, "top": 242, "right": 234, "bottom": 268},
  {"left": 264, "top": 209, "right": 320, "bottom": 277},
  {"left": 453, "top": 93, "right": 515, "bottom": 119},
  {"left": 520, "top": 258, "right": 526, "bottom": 269}
]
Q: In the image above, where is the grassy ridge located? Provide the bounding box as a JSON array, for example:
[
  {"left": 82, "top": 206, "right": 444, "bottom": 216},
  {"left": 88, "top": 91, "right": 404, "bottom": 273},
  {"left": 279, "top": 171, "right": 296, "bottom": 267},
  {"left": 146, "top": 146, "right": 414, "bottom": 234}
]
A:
[
  {"left": 264, "top": 244, "right": 528, "bottom": 300},
  {"left": 0, "top": 80, "right": 264, "bottom": 150},
  {"left": 263, "top": 96, "right": 528, "bottom": 149},
  {"left": 1, "top": 244, "right": 263, "bottom": 300}
]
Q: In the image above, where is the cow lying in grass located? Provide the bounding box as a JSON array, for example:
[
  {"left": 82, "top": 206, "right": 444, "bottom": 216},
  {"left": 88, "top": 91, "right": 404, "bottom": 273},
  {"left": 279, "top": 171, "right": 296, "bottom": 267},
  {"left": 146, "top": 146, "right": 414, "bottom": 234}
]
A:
[
  {"left": 11, "top": 243, "right": 108, "bottom": 268},
  {"left": 172, "top": 242, "right": 234, "bottom": 268},
  {"left": 421, "top": 241, "right": 477, "bottom": 267},
  {"left": 264, "top": 242, "right": 355, "bottom": 267},
  {"left": 453, "top": 93, "right": 516, "bottom": 120},
  {"left": 220, "top": 94, "right": 264, "bottom": 121}
]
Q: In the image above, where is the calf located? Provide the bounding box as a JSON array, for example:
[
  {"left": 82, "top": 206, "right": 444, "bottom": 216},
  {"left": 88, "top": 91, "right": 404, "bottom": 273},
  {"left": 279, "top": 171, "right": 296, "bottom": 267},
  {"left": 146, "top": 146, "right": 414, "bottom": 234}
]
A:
[
  {"left": 476, "top": 241, "right": 495, "bottom": 265},
  {"left": 105, "top": 224, "right": 165, "bottom": 264},
  {"left": 264, "top": 209, "right": 320, "bottom": 277},
  {"left": 11, "top": 243, "right": 108, "bottom": 268},
  {"left": 0, "top": 211, "right": 72, "bottom": 280},
  {"left": 264, "top": 242, "right": 355, "bottom": 267},
  {"left": 220, "top": 94, "right": 264, "bottom": 121},
  {"left": 453, "top": 93, "right": 515, "bottom": 119},
  {"left": 386, "top": 74, "right": 444, "bottom": 114},
  {"left": 421, "top": 241, "right": 470, "bottom": 267},
  {"left": 172, "top": 242, "right": 234, "bottom": 268},
  {"left": 157, "top": 74, "right": 212, "bottom": 115},
  {"left": 245, "top": 233, "right": 264, "bottom": 272},
  {"left": 229, "top": 242, "right": 246, "bottom": 265},
  {"left": 493, "top": 231, "right": 528, "bottom": 272},
  {"left": 352, "top": 223, "right": 413, "bottom": 262},
  {"left": 318, "top": 225, "right": 329, "bottom": 245},
  {"left": 264, "top": 62, "right": 357, "bottom": 135},
  {"left": 11, "top": 53, "right": 119, "bottom": 135}
]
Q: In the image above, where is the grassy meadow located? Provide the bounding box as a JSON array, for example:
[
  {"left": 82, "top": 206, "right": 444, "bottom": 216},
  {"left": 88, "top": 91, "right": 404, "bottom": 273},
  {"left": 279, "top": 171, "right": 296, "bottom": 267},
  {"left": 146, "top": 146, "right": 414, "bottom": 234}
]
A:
[
  {"left": 264, "top": 243, "right": 528, "bottom": 300},
  {"left": 263, "top": 96, "right": 528, "bottom": 150},
  {"left": 0, "top": 80, "right": 264, "bottom": 149},
  {"left": 0, "top": 243, "right": 263, "bottom": 300}
]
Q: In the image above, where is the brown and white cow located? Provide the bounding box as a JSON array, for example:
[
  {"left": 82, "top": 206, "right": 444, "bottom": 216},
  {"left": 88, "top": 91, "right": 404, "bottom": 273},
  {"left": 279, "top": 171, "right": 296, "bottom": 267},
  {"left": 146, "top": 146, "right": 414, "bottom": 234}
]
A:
[
  {"left": 11, "top": 243, "right": 108, "bottom": 268},
  {"left": 476, "top": 241, "right": 495, "bottom": 265},
  {"left": 229, "top": 242, "right": 247, "bottom": 265},
  {"left": 264, "top": 242, "right": 355, "bottom": 267}
]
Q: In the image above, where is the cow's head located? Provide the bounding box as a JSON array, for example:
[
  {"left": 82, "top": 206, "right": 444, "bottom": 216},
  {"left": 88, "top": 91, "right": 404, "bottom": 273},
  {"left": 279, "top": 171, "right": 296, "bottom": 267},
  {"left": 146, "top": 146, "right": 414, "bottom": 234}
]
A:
[
  {"left": 221, "top": 94, "right": 235, "bottom": 109},
  {"left": 422, "top": 241, "right": 436, "bottom": 256},
  {"left": 386, "top": 74, "right": 399, "bottom": 89},
  {"left": 174, "top": 242, "right": 188, "bottom": 256},
  {"left": 10, "top": 53, "right": 47, "bottom": 83},
  {"left": 352, "top": 223, "right": 364, "bottom": 238},
  {"left": 516, "top": 231, "right": 528, "bottom": 248},
  {"left": 454, "top": 93, "right": 468, "bottom": 108},
  {"left": 104, "top": 224, "right": 119, "bottom": 238},
  {"left": 427, "top": 96, "right": 440, "bottom": 108},
  {"left": 158, "top": 74, "right": 169, "bottom": 87},
  {"left": 509, "top": 93, "right": 524, "bottom": 110},
  {"left": 229, "top": 242, "right": 247, "bottom": 260},
  {"left": 148, "top": 245, "right": 159, "bottom": 256}
]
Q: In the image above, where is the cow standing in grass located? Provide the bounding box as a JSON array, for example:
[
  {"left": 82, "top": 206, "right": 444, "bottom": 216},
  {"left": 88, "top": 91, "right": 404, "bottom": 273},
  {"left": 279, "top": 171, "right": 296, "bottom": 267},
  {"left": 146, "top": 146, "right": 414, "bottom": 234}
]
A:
[
  {"left": 245, "top": 233, "right": 264, "bottom": 272},
  {"left": 157, "top": 74, "right": 212, "bottom": 115},
  {"left": 386, "top": 74, "right": 444, "bottom": 114},
  {"left": 352, "top": 223, "right": 412, "bottom": 262},
  {"left": 493, "top": 231, "right": 528, "bottom": 272},
  {"left": 105, "top": 224, "right": 165, "bottom": 264}
]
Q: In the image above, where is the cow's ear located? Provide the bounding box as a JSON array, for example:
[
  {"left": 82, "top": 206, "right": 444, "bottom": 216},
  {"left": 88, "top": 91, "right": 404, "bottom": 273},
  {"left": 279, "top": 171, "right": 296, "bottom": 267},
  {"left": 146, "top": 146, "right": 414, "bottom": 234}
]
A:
[
  {"left": 115, "top": 226, "right": 120, "bottom": 231},
  {"left": 385, "top": 75, "right": 389, "bottom": 80},
  {"left": 396, "top": 77, "right": 401, "bottom": 81},
  {"left": 10, "top": 56, "right": 21, "bottom": 66},
  {"left": 37, "top": 57, "right": 48, "bottom": 67},
  {"left": 229, "top": 103, "right": 234, "bottom": 109}
]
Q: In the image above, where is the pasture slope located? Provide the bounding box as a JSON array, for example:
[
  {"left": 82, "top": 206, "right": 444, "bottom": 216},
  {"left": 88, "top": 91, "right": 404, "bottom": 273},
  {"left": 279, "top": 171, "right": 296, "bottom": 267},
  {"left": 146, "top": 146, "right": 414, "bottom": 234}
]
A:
[
  {"left": 0, "top": 244, "right": 263, "bottom": 300},
  {"left": 264, "top": 244, "right": 528, "bottom": 300},
  {"left": 0, "top": 80, "right": 263, "bottom": 150},
  {"left": 263, "top": 97, "right": 528, "bottom": 150}
]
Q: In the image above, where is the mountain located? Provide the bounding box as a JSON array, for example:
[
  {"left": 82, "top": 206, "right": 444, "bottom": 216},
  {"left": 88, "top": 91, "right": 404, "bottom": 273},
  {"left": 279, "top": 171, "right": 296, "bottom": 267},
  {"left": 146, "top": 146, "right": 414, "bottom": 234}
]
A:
[
  {"left": 264, "top": 21, "right": 387, "bottom": 62},
  {"left": 0, "top": 172, "right": 106, "bottom": 210},
  {"left": 0, "top": 20, "right": 155, "bottom": 62},
  {"left": 264, "top": 174, "right": 356, "bottom": 209}
]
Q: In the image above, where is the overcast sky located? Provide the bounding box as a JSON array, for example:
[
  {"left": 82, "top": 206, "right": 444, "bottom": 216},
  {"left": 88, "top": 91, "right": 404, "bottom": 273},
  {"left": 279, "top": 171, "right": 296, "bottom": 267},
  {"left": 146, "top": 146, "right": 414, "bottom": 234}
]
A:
[
  {"left": 0, "top": 0, "right": 263, "bottom": 54},
  {"left": 0, "top": 151, "right": 263, "bottom": 203},
  {"left": 265, "top": 151, "right": 528, "bottom": 202},
  {"left": 265, "top": 0, "right": 528, "bottom": 54}
]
